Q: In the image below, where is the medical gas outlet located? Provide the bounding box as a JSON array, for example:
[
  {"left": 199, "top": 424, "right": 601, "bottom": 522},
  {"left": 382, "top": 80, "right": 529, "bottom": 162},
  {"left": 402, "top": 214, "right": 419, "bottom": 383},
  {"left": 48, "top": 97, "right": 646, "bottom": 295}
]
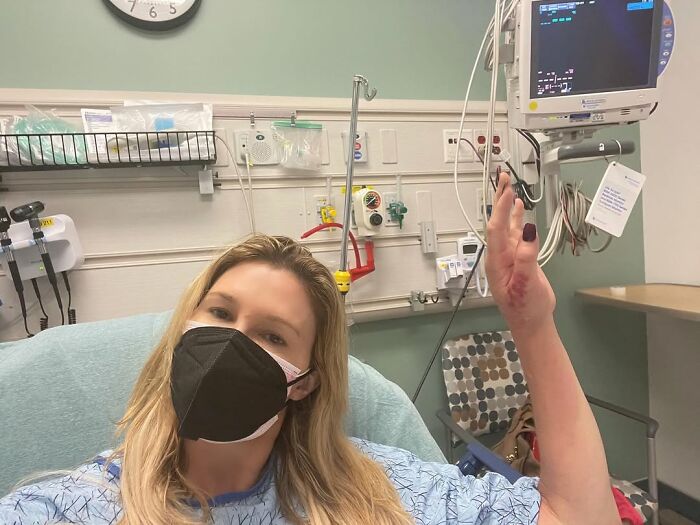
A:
[
  {"left": 387, "top": 201, "right": 408, "bottom": 228},
  {"left": 353, "top": 188, "right": 384, "bottom": 237}
]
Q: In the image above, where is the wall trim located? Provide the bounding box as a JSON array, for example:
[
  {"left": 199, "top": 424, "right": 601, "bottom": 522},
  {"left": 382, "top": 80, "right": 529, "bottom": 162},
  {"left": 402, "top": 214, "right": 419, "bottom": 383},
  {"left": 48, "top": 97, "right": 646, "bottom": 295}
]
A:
[
  {"left": 0, "top": 228, "right": 482, "bottom": 274},
  {"left": 0, "top": 88, "right": 508, "bottom": 120},
  {"left": 0, "top": 230, "right": 491, "bottom": 324},
  {"left": 0, "top": 88, "right": 506, "bottom": 114}
]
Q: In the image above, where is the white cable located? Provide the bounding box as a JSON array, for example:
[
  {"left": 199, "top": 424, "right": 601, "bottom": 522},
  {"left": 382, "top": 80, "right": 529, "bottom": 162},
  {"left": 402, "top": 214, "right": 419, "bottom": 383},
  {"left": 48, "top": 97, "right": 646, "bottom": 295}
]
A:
[
  {"left": 536, "top": 182, "right": 612, "bottom": 266},
  {"left": 453, "top": 0, "right": 518, "bottom": 246},
  {"left": 523, "top": 178, "right": 545, "bottom": 204},
  {"left": 538, "top": 183, "right": 565, "bottom": 266},
  {"left": 482, "top": 0, "right": 503, "bottom": 229},
  {"left": 453, "top": 0, "right": 545, "bottom": 251},
  {"left": 485, "top": 1, "right": 518, "bottom": 74},
  {"left": 214, "top": 135, "right": 255, "bottom": 234},
  {"left": 475, "top": 260, "right": 490, "bottom": 298},
  {"left": 491, "top": 149, "right": 545, "bottom": 205},
  {"left": 503, "top": 0, "right": 519, "bottom": 25},
  {"left": 244, "top": 153, "right": 257, "bottom": 233},
  {"left": 485, "top": 0, "right": 513, "bottom": 65},
  {"left": 452, "top": 0, "right": 607, "bottom": 268},
  {"left": 539, "top": 205, "right": 563, "bottom": 266},
  {"left": 452, "top": 17, "right": 495, "bottom": 246},
  {"left": 516, "top": 168, "right": 544, "bottom": 206}
]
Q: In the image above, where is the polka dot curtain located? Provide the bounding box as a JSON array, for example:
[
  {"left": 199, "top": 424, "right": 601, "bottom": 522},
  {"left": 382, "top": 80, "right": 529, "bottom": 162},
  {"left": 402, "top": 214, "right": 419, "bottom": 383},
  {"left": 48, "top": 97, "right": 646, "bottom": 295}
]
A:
[{"left": 442, "top": 331, "right": 529, "bottom": 440}]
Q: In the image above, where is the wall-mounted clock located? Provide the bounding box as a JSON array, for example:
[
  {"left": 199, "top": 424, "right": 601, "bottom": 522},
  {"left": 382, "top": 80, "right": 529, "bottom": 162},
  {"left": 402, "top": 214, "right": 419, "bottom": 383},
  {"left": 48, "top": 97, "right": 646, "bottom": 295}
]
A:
[{"left": 103, "top": 0, "right": 202, "bottom": 31}]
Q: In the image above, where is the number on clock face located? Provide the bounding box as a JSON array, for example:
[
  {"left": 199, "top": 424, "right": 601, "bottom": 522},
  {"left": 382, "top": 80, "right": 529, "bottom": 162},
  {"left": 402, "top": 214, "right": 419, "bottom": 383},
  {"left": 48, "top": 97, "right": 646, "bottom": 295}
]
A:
[{"left": 104, "top": 0, "right": 202, "bottom": 30}]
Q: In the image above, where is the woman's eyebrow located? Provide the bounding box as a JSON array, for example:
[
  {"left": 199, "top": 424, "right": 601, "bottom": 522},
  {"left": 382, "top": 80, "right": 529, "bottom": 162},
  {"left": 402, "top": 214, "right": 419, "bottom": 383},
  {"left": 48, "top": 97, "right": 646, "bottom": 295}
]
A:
[
  {"left": 205, "top": 291, "right": 301, "bottom": 337},
  {"left": 263, "top": 314, "right": 301, "bottom": 338},
  {"left": 205, "top": 291, "right": 236, "bottom": 304}
]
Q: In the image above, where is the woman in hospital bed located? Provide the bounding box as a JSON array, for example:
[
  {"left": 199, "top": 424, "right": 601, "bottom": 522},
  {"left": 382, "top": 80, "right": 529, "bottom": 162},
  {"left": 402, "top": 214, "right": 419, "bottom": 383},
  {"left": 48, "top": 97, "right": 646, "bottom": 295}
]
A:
[{"left": 0, "top": 174, "right": 620, "bottom": 525}]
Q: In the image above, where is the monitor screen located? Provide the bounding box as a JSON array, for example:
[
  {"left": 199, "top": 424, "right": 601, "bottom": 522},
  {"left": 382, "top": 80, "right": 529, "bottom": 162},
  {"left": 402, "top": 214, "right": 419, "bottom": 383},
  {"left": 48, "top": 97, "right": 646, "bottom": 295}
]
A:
[{"left": 530, "top": 0, "right": 661, "bottom": 99}]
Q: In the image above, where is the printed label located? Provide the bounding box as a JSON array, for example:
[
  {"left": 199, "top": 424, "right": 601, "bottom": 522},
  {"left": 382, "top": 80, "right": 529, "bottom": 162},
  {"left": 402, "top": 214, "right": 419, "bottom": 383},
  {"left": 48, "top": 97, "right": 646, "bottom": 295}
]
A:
[{"left": 585, "top": 162, "right": 646, "bottom": 237}]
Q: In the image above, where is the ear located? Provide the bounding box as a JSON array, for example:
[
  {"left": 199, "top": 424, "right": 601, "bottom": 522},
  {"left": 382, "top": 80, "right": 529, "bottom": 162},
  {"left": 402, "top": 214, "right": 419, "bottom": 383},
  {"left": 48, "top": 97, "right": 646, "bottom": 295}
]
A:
[{"left": 288, "top": 371, "right": 320, "bottom": 401}]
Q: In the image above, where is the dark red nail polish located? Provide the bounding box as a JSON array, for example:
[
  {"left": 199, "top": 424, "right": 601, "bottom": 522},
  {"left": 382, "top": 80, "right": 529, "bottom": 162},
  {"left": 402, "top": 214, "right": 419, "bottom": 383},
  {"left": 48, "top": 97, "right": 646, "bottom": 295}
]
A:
[{"left": 523, "top": 223, "right": 537, "bottom": 242}]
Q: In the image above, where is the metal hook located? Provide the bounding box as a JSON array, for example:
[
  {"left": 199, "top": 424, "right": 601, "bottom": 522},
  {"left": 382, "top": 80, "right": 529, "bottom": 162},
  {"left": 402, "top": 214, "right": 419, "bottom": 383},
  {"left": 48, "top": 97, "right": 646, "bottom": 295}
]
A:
[
  {"left": 604, "top": 140, "right": 623, "bottom": 165},
  {"left": 290, "top": 112, "right": 297, "bottom": 127},
  {"left": 354, "top": 75, "right": 377, "bottom": 101},
  {"left": 249, "top": 112, "right": 256, "bottom": 128},
  {"left": 614, "top": 139, "right": 623, "bottom": 163}
]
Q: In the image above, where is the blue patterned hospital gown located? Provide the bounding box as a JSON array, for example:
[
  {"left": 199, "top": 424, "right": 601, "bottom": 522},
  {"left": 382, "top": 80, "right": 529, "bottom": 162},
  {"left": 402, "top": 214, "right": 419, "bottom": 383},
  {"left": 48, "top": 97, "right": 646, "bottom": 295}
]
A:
[{"left": 0, "top": 439, "right": 540, "bottom": 524}]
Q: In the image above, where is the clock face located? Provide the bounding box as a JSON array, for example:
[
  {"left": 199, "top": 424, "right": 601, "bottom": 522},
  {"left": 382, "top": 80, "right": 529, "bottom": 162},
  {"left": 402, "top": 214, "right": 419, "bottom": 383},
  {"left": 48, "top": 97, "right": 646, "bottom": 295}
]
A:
[{"left": 104, "top": 0, "right": 202, "bottom": 30}]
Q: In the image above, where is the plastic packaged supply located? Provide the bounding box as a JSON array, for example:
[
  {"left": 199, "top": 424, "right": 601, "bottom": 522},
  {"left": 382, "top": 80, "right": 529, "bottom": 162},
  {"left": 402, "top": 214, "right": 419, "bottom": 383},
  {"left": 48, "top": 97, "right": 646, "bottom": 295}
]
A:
[
  {"left": 0, "top": 105, "right": 86, "bottom": 166},
  {"left": 110, "top": 103, "right": 214, "bottom": 161},
  {"left": 272, "top": 120, "right": 323, "bottom": 171}
]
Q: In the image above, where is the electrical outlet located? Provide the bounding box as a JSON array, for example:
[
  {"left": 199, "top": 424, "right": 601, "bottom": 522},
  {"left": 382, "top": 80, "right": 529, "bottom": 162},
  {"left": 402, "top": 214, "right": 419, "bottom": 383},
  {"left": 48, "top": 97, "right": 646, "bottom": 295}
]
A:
[
  {"left": 443, "top": 129, "right": 474, "bottom": 163},
  {"left": 475, "top": 129, "right": 505, "bottom": 160}
]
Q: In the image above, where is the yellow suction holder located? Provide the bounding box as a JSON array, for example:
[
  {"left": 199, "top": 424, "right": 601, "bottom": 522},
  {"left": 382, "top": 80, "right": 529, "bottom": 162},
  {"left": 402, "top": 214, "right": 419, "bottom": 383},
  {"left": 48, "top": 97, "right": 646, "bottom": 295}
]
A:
[
  {"left": 336, "top": 74, "right": 377, "bottom": 298},
  {"left": 320, "top": 205, "right": 337, "bottom": 224},
  {"left": 334, "top": 270, "right": 351, "bottom": 295}
]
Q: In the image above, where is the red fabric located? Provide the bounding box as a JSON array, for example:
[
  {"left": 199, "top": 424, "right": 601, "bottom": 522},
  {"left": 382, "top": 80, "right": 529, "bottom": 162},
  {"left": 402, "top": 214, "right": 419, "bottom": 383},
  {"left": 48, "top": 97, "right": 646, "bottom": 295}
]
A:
[
  {"left": 613, "top": 487, "right": 644, "bottom": 525},
  {"left": 527, "top": 433, "right": 540, "bottom": 462}
]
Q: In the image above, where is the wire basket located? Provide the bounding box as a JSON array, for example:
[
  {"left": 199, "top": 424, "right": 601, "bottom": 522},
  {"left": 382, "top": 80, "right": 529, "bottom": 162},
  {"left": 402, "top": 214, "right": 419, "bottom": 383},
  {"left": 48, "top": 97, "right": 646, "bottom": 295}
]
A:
[{"left": 0, "top": 130, "right": 216, "bottom": 171}]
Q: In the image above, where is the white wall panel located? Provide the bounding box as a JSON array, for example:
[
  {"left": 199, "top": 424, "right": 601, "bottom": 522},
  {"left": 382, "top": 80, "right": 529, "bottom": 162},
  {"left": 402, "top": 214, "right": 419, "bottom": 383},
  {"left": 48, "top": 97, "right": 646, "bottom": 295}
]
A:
[{"left": 0, "top": 90, "right": 508, "bottom": 341}]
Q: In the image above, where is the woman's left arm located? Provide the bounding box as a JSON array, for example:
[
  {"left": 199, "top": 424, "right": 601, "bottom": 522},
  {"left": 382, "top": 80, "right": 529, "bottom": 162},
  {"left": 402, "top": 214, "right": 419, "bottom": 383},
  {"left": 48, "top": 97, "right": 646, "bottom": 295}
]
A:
[{"left": 485, "top": 174, "right": 620, "bottom": 525}]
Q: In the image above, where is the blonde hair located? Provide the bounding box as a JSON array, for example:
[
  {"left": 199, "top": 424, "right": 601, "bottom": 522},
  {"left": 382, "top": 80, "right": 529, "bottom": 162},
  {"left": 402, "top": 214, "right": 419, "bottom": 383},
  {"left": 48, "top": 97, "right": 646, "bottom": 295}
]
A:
[{"left": 113, "top": 235, "right": 413, "bottom": 524}]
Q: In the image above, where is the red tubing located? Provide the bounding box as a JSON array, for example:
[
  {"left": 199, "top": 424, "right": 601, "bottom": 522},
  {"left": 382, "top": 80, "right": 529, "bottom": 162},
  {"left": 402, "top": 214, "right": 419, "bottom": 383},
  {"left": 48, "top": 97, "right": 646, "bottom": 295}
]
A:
[
  {"left": 350, "top": 240, "right": 375, "bottom": 282},
  {"left": 300, "top": 222, "right": 361, "bottom": 269}
]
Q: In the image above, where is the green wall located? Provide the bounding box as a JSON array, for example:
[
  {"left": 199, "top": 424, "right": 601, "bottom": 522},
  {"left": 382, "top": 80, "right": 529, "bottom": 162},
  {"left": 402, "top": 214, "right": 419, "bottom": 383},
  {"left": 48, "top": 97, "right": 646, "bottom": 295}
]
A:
[
  {"left": 353, "top": 123, "right": 648, "bottom": 480},
  {"left": 0, "top": 0, "right": 647, "bottom": 479},
  {"left": 0, "top": 0, "right": 493, "bottom": 100}
]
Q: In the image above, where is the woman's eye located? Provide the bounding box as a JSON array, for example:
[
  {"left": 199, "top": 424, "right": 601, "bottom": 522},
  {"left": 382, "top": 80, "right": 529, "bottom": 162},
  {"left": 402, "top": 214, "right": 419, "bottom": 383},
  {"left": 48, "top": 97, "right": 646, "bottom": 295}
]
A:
[
  {"left": 264, "top": 333, "right": 286, "bottom": 346},
  {"left": 209, "top": 307, "right": 231, "bottom": 321}
]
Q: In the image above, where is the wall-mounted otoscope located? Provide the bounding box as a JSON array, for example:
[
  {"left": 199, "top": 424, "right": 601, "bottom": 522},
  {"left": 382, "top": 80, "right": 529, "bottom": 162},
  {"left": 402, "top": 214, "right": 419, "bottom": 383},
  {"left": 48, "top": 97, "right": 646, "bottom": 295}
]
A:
[
  {"left": 10, "top": 201, "right": 65, "bottom": 325},
  {"left": 0, "top": 206, "right": 33, "bottom": 336}
]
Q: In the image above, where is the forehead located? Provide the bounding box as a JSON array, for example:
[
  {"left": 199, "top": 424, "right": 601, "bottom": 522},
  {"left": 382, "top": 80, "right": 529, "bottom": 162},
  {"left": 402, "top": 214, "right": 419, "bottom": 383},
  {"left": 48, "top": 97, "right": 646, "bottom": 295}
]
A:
[{"left": 209, "top": 261, "right": 316, "bottom": 328}]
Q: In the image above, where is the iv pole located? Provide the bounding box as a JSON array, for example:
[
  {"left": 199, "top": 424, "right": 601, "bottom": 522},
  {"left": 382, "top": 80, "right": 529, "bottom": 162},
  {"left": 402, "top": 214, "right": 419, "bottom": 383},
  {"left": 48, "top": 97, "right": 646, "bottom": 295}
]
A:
[{"left": 335, "top": 75, "right": 376, "bottom": 296}]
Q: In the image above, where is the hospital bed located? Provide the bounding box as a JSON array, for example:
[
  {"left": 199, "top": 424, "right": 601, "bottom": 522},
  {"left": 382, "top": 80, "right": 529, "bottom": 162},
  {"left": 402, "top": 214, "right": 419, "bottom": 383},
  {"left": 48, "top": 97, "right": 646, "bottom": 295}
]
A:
[{"left": 0, "top": 312, "right": 445, "bottom": 496}]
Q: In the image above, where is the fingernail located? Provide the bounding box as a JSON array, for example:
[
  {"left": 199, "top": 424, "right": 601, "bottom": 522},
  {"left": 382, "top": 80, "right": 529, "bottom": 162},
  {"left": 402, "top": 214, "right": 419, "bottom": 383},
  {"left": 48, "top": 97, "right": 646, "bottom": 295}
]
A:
[{"left": 523, "top": 223, "right": 537, "bottom": 242}]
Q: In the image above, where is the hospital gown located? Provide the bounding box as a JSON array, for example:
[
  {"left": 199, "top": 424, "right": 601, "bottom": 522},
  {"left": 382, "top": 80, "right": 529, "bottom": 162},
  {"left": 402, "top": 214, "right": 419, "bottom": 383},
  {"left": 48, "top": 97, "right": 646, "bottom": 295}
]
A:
[{"left": 0, "top": 439, "right": 540, "bottom": 524}]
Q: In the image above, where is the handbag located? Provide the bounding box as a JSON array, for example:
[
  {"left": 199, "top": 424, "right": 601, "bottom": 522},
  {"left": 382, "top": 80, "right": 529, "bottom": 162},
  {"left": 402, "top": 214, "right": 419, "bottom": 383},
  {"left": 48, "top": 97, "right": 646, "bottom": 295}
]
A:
[{"left": 491, "top": 401, "right": 540, "bottom": 477}]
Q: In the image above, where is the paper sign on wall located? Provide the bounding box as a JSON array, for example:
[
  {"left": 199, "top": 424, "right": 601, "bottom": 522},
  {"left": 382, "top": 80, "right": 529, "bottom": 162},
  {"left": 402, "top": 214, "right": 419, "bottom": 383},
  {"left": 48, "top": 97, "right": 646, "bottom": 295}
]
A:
[{"left": 585, "top": 161, "right": 646, "bottom": 238}]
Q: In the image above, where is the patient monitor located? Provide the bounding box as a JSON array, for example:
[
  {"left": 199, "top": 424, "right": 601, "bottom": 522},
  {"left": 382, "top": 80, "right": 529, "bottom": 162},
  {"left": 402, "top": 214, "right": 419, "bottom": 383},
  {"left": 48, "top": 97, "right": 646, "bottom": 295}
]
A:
[{"left": 506, "top": 0, "right": 670, "bottom": 132}]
